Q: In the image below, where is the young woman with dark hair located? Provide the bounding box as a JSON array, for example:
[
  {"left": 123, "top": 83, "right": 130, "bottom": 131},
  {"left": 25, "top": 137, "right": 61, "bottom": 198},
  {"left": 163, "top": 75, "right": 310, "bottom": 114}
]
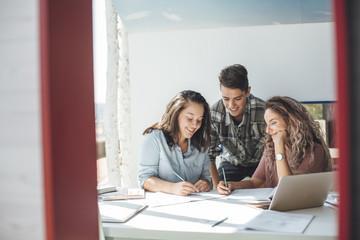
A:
[{"left": 138, "top": 90, "right": 212, "bottom": 196}]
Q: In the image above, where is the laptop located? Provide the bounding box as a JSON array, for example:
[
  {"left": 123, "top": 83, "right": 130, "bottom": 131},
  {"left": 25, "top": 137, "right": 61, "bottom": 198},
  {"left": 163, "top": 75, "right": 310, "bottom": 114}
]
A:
[{"left": 268, "top": 172, "right": 333, "bottom": 211}]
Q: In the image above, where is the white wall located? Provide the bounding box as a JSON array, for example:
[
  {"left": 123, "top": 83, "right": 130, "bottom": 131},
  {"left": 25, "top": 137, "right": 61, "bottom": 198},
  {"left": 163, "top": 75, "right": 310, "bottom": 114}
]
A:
[
  {"left": 128, "top": 22, "right": 335, "bottom": 185},
  {"left": 0, "top": 1, "right": 44, "bottom": 239}
]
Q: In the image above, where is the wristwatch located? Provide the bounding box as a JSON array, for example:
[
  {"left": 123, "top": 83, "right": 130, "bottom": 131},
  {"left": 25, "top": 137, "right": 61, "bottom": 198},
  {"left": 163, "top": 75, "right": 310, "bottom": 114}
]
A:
[{"left": 275, "top": 153, "right": 285, "bottom": 161}]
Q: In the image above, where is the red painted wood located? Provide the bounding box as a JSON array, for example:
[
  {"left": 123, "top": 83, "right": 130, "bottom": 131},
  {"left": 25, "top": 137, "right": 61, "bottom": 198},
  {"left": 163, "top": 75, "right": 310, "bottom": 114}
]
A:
[
  {"left": 40, "top": 0, "right": 99, "bottom": 239},
  {"left": 39, "top": 0, "right": 55, "bottom": 239},
  {"left": 333, "top": 0, "right": 350, "bottom": 239}
]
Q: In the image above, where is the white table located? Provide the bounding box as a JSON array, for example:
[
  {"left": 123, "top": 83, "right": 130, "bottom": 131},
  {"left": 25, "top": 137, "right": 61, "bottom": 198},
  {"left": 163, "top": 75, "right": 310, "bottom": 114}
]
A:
[{"left": 101, "top": 189, "right": 337, "bottom": 240}]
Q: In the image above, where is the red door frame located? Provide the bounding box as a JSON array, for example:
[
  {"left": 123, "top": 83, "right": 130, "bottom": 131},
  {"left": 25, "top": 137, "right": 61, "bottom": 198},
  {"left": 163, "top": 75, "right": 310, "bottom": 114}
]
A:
[
  {"left": 333, "top": 0, "right": 350, "bottom": 239},
  {"left": 40, "top": 0, "right": 99, "bottom": 239}
]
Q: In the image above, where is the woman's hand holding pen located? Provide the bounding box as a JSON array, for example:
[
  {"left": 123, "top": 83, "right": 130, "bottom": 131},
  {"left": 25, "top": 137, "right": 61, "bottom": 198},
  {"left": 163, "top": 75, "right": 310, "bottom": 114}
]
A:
[
  {"left": 216, "top": 181, "right": 232, "bottom": 195},
  {"left": 194, "top": 179, "right": 211, "bottom": 192},
  {"left": 172, "top": 181, "right": 199, "bottom": 196}
]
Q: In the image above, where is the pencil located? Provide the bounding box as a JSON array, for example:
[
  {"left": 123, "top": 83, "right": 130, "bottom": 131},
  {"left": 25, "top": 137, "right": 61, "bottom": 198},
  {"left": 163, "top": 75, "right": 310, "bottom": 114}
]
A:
[
  {"left": 174, "top": 171, "right": 185, "bottom": 182},
  {"left": 222, "top": 167, "right": 228, "bottom": 187},
  {"left": 211, "top": 217, "right": 228, "bottom": 227}
]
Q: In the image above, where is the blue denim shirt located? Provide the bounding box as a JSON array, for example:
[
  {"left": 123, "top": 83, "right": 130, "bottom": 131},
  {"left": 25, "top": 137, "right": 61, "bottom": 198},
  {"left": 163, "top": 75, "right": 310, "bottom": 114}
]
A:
[{"left": 138, "top": 129, "right": 211, "bottom": 188}]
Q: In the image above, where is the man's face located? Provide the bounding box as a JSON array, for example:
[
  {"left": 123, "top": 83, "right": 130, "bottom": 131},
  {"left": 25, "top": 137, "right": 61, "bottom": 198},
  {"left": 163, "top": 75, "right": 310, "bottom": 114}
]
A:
[{"left": 220, "top": 86, "right": 250, "bottom": 121}]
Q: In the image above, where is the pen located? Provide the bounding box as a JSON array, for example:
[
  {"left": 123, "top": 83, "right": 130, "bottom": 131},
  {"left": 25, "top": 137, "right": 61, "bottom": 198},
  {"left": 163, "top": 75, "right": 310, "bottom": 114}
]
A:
[
  {"left": 222, "top": 168, "right": 228, "bottom": 187},
  {"left": 211, "top": 217, "right": 228, "bottom": 227},
  {"left": 174, "top": 170, "right": 200, "bottom": 193},
  {"left": 174, "top": 171, "right": 185, "bottom": 182}
]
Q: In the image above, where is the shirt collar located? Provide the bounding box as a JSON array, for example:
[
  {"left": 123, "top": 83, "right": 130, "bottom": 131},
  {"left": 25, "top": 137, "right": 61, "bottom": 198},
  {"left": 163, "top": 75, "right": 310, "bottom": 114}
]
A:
[
  {"left": 182, "top": 138, "right": 193, "bottom": 157},
  {"left": 224, "top": 96, "right": 251, "bottom": 127}
]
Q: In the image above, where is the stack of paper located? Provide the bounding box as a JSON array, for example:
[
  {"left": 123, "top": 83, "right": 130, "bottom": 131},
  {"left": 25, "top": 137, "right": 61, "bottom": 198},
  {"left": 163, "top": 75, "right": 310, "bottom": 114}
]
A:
[
  {"left": 100, "top": 188, "right": 145, "bottom": 201},
  {"left": 223, "top": 188, "right": 273, "bottom": 208},
  {"left": 97, "top": 185, "right": 117, "bottom": 195}
]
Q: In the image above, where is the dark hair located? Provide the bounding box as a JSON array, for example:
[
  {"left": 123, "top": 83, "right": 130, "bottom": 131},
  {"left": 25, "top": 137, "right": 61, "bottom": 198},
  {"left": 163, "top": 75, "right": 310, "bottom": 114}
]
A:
[
  {"left": 143, "top": 90, "right": 211, "bottom": 151},
  {"left": 219, "top": 64, "right": 249, "bottom": 91},
  {"left": 265, "top": 96, "right": 331, "bottom": 171}
]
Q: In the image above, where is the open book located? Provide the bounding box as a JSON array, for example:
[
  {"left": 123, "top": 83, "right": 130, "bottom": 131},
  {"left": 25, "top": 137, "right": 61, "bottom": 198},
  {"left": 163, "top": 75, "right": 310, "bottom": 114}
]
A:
[
  {"left": 99, "top": 201, "right": 148, "bottom": 223},
  {"left": 99, "top": 187, "right": 145, "bottom": 201}
]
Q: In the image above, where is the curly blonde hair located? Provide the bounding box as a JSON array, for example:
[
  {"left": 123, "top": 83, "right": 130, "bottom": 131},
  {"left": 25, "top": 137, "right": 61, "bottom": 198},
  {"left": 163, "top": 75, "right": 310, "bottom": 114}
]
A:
[{"left": 265, "top": 96, "right": 331, "bottom": 171}]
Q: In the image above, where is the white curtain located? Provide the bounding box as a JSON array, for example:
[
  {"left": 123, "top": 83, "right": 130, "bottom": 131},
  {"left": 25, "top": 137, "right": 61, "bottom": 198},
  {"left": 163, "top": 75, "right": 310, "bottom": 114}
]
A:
[{"left": 104, "top": 0, "right": 132, "bottom": 187}]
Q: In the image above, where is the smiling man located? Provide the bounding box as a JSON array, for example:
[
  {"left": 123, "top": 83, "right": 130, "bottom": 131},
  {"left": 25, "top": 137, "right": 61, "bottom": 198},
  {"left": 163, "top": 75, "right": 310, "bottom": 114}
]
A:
[{"left": 209, "top": 64, "right": 266, "bottom": 192}]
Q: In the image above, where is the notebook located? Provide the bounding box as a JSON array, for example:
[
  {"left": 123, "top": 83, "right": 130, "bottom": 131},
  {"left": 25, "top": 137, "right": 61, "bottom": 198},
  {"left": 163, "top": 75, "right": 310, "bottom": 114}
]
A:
[
  {"left": 268, "top": 172, "right": 333, "bottom": 211},
  {"left": 99, "top": 201, "right": 148, "bottom": 223}
]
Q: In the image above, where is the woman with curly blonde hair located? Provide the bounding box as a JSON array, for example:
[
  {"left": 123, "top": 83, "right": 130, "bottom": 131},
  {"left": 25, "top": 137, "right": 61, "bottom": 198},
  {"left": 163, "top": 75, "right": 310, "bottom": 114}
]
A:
[{"left": 217, "top": 96, "right": 332, "bottom": 194}]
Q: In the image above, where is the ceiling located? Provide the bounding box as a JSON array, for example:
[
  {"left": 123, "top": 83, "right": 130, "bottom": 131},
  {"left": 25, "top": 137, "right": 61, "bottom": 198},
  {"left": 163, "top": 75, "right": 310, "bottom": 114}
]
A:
[{"left": 113, "top": 0, "right": 333, "bottom": 32}]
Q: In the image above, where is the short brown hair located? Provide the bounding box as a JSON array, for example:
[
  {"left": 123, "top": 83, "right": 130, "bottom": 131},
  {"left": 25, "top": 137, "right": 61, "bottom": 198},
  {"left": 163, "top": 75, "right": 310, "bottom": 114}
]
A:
[{"left": 219, "top": 64, "right": 249, "bottom": 91}]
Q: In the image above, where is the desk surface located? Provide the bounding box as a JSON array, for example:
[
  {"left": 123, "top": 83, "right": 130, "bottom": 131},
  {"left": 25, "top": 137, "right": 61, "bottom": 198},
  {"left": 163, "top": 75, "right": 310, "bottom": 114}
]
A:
[{"left": 101, "top": 188, "right": 337, "bottom": 240}]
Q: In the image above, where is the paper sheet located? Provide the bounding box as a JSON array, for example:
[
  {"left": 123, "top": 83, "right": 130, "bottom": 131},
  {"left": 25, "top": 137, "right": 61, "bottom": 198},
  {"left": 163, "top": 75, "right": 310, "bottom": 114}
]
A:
[
  {"left": 99, "top": 201, "right": 147, "bottom": 223},
  {"left": 224, "top": 188, "right": 274, "bottom": 204},
  {"left": 244, "top": 210, "right": 314, "bottom": 233}
]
